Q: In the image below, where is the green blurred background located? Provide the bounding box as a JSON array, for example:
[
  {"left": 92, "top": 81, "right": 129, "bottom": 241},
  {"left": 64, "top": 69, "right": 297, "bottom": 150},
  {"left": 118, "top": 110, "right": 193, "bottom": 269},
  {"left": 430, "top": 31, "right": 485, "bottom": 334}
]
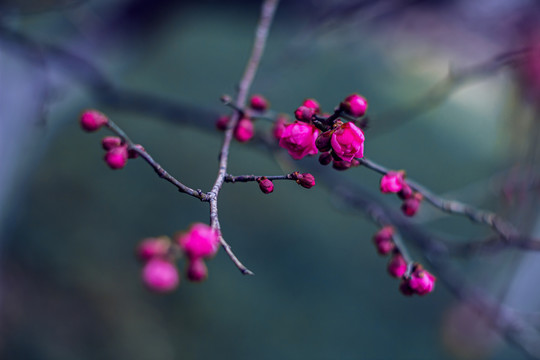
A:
[{"left": 1, "top": 0, "right": 539, "bottom": 359}]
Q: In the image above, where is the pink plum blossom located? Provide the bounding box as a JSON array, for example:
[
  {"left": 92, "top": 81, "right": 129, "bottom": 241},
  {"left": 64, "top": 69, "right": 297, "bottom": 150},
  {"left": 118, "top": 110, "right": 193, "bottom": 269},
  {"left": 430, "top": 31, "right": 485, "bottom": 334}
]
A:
[
  {"left": 373, "top": 226, "right": 395, "bottom": 255},
  {"left": 272, "top": 115, "right": 289, "bottom": 140},
  {"left": 249, "top": 94, "right": 269, "bottom": 111},
  {"left": 136, "top": 236, "right": 171, "bottom": 262},
  {"left": 104, "top": 145, "right": 128, "bottom": 169},
  {"left": 380, "top": 171, "right": 405, "bottom": 193},
  {"left": 330, "top": 121, "right": 365, "bottom": 161},
  {"left": 388, "top": 253, "right": 407, "bottom": 278},
  {"left": 257, "top": 177, "right": 274, "bottom": 194},
  {"left": 407, "top": 268, "right": 436, "bottom": 296},
  {"left": 234, "top": 118, "right": 254, "bottom": 142},
  {"left": 340, "top": 93, "right": 368, "bottom": 117},
  {"left": 302, "top": 98, "right": 321, "bottom": 113},
  {"left": 186, "top": 258, "right": 208, "bottom": 282},
  {"left": 294, "top": 105, "right": 316, "bottom": 122},
  {"left": 278, "top": 121, "right": 320, "bottom": 160},
  {"left": 80, "top": 109, "right": 108, "bottom": 132},
  {"left": 402, "top": 193, "right": 423, "bottom": 217},
  {"left": 142, "top": 258, "right": 179, "bottom": 293},
  {"left": 177, "top": 223, "right": 220, "bottom": 259}
]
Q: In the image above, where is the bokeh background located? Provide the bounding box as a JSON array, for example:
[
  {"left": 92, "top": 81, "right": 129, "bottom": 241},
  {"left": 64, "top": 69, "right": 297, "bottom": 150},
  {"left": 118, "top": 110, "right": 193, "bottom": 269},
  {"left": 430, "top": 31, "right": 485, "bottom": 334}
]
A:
[{"left": 1, "top": 0, "right": 540, "bottom": 359}]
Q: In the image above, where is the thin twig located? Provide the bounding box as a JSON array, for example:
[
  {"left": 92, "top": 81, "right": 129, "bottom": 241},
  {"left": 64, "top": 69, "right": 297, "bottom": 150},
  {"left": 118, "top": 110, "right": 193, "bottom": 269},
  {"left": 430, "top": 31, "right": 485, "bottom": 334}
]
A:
[
  {"left": 105, "top": 119, "right": 207, "bottom": 200},
  {"left": 358, "top": 157, "right": 520, "bottom": 240},
  {"left": 208, "top": 0, "right": 280, "bottom": 275}
]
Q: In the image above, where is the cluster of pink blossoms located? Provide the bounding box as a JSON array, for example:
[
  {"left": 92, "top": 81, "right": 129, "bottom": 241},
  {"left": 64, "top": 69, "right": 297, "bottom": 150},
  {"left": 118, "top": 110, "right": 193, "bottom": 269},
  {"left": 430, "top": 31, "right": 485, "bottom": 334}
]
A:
[
  {"left": 216, "top": 94, "right": 270, "bottom": 142},
  {"left": 380, "top": 171, "right": 423, "bottom": 217},
  {"left": 136, "top": 223, "right": 220, "bottom": 292},
  {"left": 373, "top": 226, "right": 436, "bottom": 296},
  {"left": 80, "top": 110, "right": 143, "bottom": 170},
  {"left": 275, "top": 94, "right": 367, "bottom": 171}
]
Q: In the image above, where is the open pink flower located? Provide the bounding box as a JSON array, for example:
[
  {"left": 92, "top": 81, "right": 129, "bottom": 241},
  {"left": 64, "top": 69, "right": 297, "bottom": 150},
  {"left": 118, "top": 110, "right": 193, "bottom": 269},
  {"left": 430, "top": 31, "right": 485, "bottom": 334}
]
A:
[
  {"left": 380, "top": 171, "right": 405, "bottom": 193},
  {"left": 278, "top": 121, "right": 320, "bottom": 160},
  {"left": 176, "top": 223, "right": 220, "bottom": 259},
  {"left": 330, "top": 122, "right": 365, "bottom": 161}
]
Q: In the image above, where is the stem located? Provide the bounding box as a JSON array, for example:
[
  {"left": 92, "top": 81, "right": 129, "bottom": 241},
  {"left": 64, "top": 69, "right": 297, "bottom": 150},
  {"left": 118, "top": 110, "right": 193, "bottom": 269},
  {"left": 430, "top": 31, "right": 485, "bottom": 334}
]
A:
[
  {"left": 208, "top": 0, "right": 280, "bottom": 275},
  {"left": 358, "top": 157, "right": 520, "bottom": 240}
]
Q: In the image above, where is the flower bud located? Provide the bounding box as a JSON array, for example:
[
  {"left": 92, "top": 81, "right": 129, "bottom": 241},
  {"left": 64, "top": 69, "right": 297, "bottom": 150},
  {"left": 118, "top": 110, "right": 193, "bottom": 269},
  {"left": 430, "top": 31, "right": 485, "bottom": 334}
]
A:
[
  {"left": 380, "top": 171, "right": 405, "bottom": 194},
  {"left": 332, "top": 159, "right": 352, "bottom": 171},
  {"left": 216, "top": 115, "right": 230, "bottom": 131},
  {"left": 176, "top": 223, "right": 220, "bottom": 259},
  {"left": 128, "top": 144, "right": 145, "bottom": 159},
  {"left": 279, "top": 121, "right": 319, "bottom": 160},
  {"left": 104, "top": 145, "right": 128, "bottom": 169},
  {"left": 315, "top": 130, "right": 332, "bottom": 152},
  {"left": 142, "top": 258, "right": 179, "bottom": 293},
  {"left": 234, "top": 118, "right": 254, "bottom": 142},
  {"left": 101, "top": 136, "right": 122, "bottom": 151},
  {"left": 257, "top": 177, "right": 274, "bottom": 194},
  {"left": 292, "top": 172, "right": 315, "bottom": 189},
  {"left": 302, "top": 98, "right": 321, "bottom": 113},
  {"left": 136, "top": 236, "right": 171, "bottom": 262},
  {"left": 398, "top": 182, "right": 413, "bottom": 200},
  {"left": 186, "top": 258, "right": 208, "bottom": 282},
  {"left": 249, "top": 94, "right": 269, "bottom": 111},
  {"left": 80, "top": 109, "right": 108, "bottom": 132},
  {"left": 330, "top": 121, "right": 365, "bottom": 161},
  {"left": 294, "top": 105, "right": 316, "bottom": 122},
  {"left": 339, "top": 93, "right": 368, "bottom": 118},
  {"left": 407, "top": 266, "right": 436, "bottom": 296},
  {"left": 373, "top": 226, "right": 395, "bottom": 255},
  {"left": 402, "top": 192, "right": 423, "bottom": 217},
  {"left": 319, "top": 152, "right": 332, "bottom": 166},
  {"left": 272, "top": 115, "right": 289, "bottom": 140},
  {"left": 387, "top": 253, "right": 407, "bottom": 278}
]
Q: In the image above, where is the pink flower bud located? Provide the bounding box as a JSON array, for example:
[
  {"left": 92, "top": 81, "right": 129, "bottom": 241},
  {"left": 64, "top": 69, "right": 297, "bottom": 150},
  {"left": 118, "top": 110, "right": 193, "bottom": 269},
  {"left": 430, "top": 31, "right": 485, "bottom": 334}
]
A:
[
  {"left": 380, "top": 171, "right": 405, "bottom": 194},
  {"left": 302, "top": 98, "right": 321, "bottom": 113},
  {"left": 340, "top": 94, "right": 368, "bottom": 118},
  {"left": 137, "top": 236, "right": 171, "bottom": 262},
  {"left": 292, "top": 172, "right": 315, "bottom": 189},
  {"left": 402, "top": 193, "right": 423, "bottom": 217},
  {"left": 104, "top": 145, "right": 128, "bottom": 169},
  {"left": 388, "top": 253, "right": 407, "bottom": 278},
  {"left": 315, "top": 130, "right": 332, "bottom": 152},
  {"left": 142, "top": 258, "right": 179, "bottom": 293},
  {"left": 319, "top": 152, "right": 332, "bottom": 165},
  {"left": 330, "top": 121, "right": 365, "bottom": 161},
  {"left": 407, "top": 267, "right": 436, "bottom": 296},
  {"left": 278, "top": 121, "right": 320, "bottom": 160},
  {"left": 128, "top": 144, "right": 145, "bottom": 159},
  {"left": 373, "top": 226, "right": 395, "bottom": 255},
  {"left": 176, "top": 223, "right": 220, "bottom": 259},
  {"left": 186, "top": 258, "right": 208, "bottom": 282},
  {"left": 294, "top": 105, "right": 316, "bottom": 122},
  {"left": 102, "top": 136, "right": 122, "bottom": 151},
  {"left": 398, "top": 183, "right": 413, "bottom": 200},
  {"left": 257, "top": 177, "right": 274, "bottom": 194},
  {"left": 332, "top": 159, "right": 352, "bottom": 171},
  {"left": 80, "top": 109, "right": 108, "bottom": 132},
  {"left": 249, "top": 94, "right": 269, "bottom": 111},
  {"left": 399, "top": 278, "right": 415, "bottom": 296},
  {"left": 234, "top": 118, "right": 254, "bottom": 142},
  {"left": 216, "top": 115, "right": 230, "bottom": 131},
  {"left": 272, "top": 115, "right": 289, "bottom": 140}
]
